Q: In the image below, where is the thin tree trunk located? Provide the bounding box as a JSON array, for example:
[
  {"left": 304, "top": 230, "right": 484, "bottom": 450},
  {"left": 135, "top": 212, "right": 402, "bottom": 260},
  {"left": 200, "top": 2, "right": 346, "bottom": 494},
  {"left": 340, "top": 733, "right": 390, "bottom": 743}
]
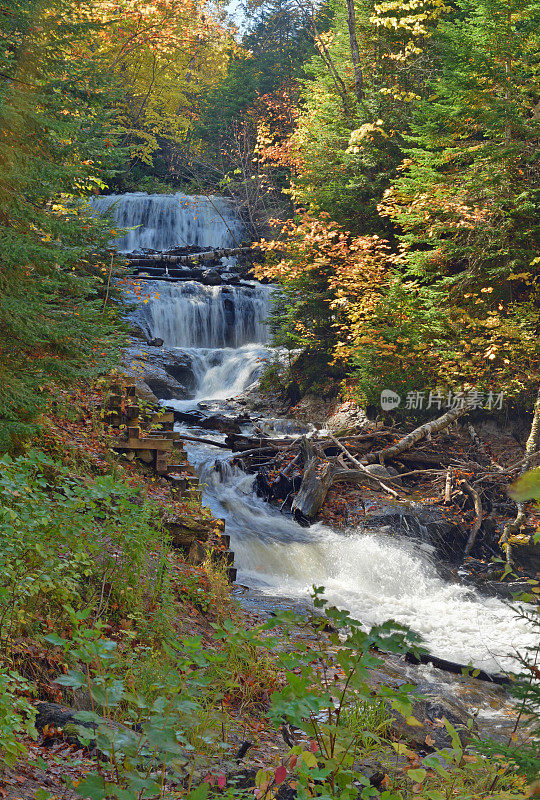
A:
[
  {"left": 460, "top": 480, "right": 483, "bottom": 556},
  {"left": 500, "top": 387, "right": 540, "bottom": 563},
  {"left": 345, "top": 0, "right": 365, "bottom": 104},
  {"left": 292, "top": 0, "right": 352, "bottom": 116}
]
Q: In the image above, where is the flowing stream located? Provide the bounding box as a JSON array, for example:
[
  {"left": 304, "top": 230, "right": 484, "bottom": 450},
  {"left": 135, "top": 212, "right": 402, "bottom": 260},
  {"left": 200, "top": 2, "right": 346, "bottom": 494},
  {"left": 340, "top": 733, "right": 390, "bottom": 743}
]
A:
[{"left": 100, "top": 192, "right": 535, "bottom": 675}]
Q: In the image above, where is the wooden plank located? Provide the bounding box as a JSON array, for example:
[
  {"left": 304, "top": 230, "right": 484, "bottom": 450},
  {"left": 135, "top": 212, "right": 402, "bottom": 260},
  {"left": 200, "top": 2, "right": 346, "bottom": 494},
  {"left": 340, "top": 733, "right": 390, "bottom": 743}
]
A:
[
  {"left": 127, "top": 405, "right": 140, "bottom": 420},
  {"left": 114, "top": 437, "right": 173, "bottom": 451},
  {"left": 156, "top": 453, "right": 169, "bottom": 475},
  {"left": 151, "top": 412, "right": 174, "bottom": 424}
]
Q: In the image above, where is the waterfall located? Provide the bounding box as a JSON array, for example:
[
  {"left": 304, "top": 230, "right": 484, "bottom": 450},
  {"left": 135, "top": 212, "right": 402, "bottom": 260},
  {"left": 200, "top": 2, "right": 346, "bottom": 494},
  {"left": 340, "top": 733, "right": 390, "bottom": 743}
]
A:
[
  {"left": 132, "top": 281, "right": 271, "bottom": 349},
  {"left": 89, "top": 192, "right": 244, "bottom": 252},
  {"left": 96, "top": 191, "right": 535, "bottom": 675}
]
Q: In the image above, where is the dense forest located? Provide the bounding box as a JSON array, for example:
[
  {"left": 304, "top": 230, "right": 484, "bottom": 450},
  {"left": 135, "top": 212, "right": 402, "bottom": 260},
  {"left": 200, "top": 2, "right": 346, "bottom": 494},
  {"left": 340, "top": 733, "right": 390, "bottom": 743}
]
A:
[{"left": 0, "top": 0, "right": 539, "bottom": 797}]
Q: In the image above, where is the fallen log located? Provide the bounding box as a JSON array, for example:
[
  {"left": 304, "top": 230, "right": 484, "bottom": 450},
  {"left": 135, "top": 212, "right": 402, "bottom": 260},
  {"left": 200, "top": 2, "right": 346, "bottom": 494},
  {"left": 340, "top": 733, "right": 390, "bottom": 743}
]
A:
[
  {"left": 224, "top": 432, "right": 301, "bottom": 452},
  {"left": 178, "top": 433, "right": 231, "bottom": 449},
  {"left": 404, "top": 652, "right": 509, "bottom": 685},
  {"left": 126, "top": 246, "right": 253, "bottom": 265},
  {"left": 291, "top": 438, "right": 409, "bottom": 522},
  {"left": 291, "top": 407, "right": 473, "bottom": 522},
  {"left": 363, "top": 403, "right": 470, "bottom": 465}
]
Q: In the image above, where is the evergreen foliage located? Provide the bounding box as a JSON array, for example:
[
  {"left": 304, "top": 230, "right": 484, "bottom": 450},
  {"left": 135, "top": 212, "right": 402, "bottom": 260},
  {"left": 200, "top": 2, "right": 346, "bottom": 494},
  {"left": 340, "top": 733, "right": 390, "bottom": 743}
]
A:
[{"left": 0, "top": 0, "right": 127, "bottom": 450}]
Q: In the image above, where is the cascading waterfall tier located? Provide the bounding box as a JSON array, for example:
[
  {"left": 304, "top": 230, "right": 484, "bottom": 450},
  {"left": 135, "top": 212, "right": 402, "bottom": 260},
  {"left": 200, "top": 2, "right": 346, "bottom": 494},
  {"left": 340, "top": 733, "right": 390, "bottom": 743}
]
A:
[
  {"left": 132, "top": 280, "right": 271, "bottom": 349},
  {"left": 89, "top": 192, "right": 244, "bottom": 252}
]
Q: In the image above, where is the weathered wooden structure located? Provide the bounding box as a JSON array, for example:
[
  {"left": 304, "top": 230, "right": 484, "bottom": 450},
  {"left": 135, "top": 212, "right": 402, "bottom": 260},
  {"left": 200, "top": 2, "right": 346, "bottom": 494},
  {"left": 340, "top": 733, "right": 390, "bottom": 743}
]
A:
[
  {"left": 106, "top": 376, "right": 201, "bottom": 502},
  {"left": 105, "top": 376, "right": 236, "bottom": 581}
]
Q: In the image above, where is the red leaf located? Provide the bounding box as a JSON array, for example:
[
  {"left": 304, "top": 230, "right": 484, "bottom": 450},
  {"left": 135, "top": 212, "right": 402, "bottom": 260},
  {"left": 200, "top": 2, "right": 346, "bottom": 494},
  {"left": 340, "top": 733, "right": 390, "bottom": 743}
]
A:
[
  {"left": 310, "top": 740, "right": 319, "bottom": 753},
  {"left": 274, "top": 766, "right": 287, "bottom": 785},
  {"left": 217, "top": 774, "right": 226, "bottom": 790}
]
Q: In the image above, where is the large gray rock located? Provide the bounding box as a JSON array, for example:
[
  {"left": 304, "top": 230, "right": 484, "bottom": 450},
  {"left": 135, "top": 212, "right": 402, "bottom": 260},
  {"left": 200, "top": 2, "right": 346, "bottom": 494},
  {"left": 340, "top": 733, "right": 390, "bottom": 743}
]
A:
[
  {"left": 124, "top": 345, "right": 197, "bottom": 399},
  {"left": 327, "top": 401, "right": 371, "bottom": 434},
  {"left": 142, "top": 367, "right": 190, "bottom": 400},
  {"left": 363, "top": 464, "right": 402, "bottom": 486},
  {"left": 364, "top": 502, "right": 467, "bottom": 561},
  {"left": 390, "top": 692, "right": 473, "bottom": 751},
  {"left": 135, "top": 381, "right": 159, "bottom": 405}
]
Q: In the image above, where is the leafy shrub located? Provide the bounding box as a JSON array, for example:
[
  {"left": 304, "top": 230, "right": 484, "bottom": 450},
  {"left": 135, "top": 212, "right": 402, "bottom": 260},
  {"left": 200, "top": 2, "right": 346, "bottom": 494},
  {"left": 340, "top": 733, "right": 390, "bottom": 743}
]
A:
[
  {"left": 0, "top": 449, "right": 170, "bottom": 648},
  {"left": 0, "top": 668, "right": 37, "bottom": 769}
]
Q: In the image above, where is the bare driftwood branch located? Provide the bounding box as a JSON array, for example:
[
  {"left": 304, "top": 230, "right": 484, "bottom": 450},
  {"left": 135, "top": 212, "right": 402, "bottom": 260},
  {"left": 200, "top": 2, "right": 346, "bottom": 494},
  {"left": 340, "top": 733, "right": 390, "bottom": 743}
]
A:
[
  {"left": 178, "top": 434, "right": 231, "bottom": 449},
  {"left": 444, "top": 468, "right": 454, "bottom": 504},
  {"left": 329, "top": 435, "right": 402, "bottom": 499},
  {"left": 500, "top": 387, "right": 540, "bottom": 563},
  {"left": 281, "top": 453, "right": 301, "bottom": 477},
  {"left": 460, "top": 480, "right": 483, "bottom": 556}
]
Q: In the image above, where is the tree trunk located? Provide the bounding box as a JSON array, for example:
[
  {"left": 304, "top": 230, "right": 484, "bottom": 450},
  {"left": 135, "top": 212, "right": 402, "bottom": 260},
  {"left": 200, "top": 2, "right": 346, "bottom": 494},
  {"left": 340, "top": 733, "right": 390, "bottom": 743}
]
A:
[
  {"left": 500, "top": 387, "right": 540, "bottom": 562},
  {"left": 345, "top": 0, "right": 365, "bottom": 104},
  {"left": 363, "top": 403, "right": 469, "bottom": 464}
]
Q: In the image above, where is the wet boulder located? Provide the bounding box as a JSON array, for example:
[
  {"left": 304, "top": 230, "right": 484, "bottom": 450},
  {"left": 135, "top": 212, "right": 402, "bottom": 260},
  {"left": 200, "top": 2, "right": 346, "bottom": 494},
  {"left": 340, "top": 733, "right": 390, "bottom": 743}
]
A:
[
  {"left": 138, "top": 366, "right": 190, "bottom": 401},
  {"left": 197, "top": 414, "right": 243, "bottom": 435},
  {"left": 364, "top": 503, "right": 467, "bottom": 561},
  {"left": 390, "top": 692, "right": 473, "bottom": 751},
  {"left": 201, "top": 269, "right": 221, "bottom": 285},
  {"left": 124, "top": 345, "right": 197, "bottom": 398}
]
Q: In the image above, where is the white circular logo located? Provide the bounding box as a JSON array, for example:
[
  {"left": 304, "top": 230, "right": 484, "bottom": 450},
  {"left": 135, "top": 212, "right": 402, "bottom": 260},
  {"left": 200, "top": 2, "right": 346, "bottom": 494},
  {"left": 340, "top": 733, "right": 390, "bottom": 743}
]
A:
[{"left": 380, "top": 389, "right": 401, "bottom": 410}]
